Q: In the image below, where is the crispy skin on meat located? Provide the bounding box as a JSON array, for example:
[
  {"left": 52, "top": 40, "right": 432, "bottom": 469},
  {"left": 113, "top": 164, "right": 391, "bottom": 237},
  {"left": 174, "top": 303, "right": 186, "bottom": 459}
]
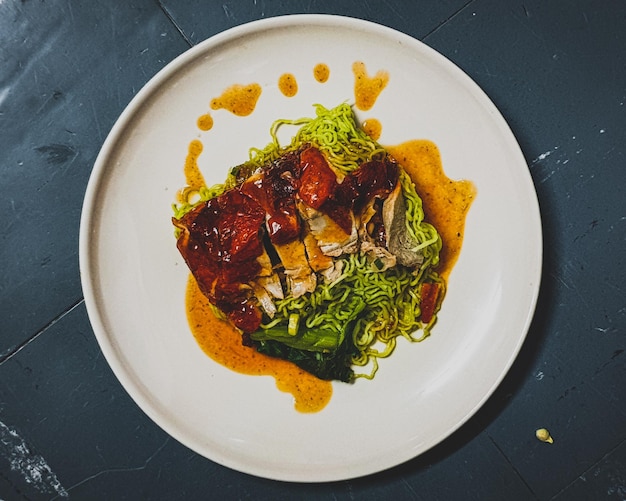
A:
[
  {"left": 348, "top": 158, "right": 400, "bottom": 270},
  {"left": 298, "top": 151, "right": 400, "bottom": 259},
  {"left": 299, "top": 147, "right": 338, "bottom": 210},
  {"left": 241, "top": 151, "right": 301, "bottom": 245},
  {"left": 172, "top": 189, "right": 266, "bottom": 333},
  {"left": 344, "top": 158, "right": 399, "bottom": 213},
  {"left": 297, "top": 147, "right": 358, "bottom": 256},
  {"left": 241, "top": 150, "right": 316, "bottom": 298}
]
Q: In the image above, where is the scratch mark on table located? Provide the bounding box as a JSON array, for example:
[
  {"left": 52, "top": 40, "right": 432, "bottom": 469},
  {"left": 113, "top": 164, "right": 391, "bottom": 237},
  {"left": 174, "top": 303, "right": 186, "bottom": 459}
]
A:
[
  {"left": 531, "top": 146, "right": 558, "bottom": 165},
  {"left": 254, "top": 0, "right": 266, "bottom": 18},
  {"left": 401, "top": 477, "right": 419, "bottom": 498},
  {"left": 0, "top": 419, "right": 68, "bottom": 497},
  {"left": 557, "top": 384, "right": 578, "bottom": 401},
  {"left": 549, "top": 270, "right": 572, "bottom": 290},
  {"left": 604, "top": 278, "right": 626, "bottom": 299},
  {"left": 57, "top": 436, "right": 170, "bottom": 497},
  {"left": 66, "top": 0, "right": 75, "bottom": 25},
  {"left": 380, "top": 0, "right": 405, "bottom": 22},
  {"left": 34, "top": 143, "right": 77, "bottom": 166},
  {"left": 156, "top": 1, "right": 193, "bottom": 47},
  {"left": 422, "top": 0, "right": 475, "bottom": 40},
  {"left": 90, "top": 100, "right": 104, "bottom": 144},
  {"left": 0, "top": 298, "right": 84, "bottom": 366},
  {"left": 222, "top": 3, "right": 235, "bottom": 21}
]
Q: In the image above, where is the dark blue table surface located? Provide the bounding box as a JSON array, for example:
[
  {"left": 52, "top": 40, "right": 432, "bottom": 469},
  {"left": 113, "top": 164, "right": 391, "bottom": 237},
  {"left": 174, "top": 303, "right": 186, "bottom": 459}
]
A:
[{"left": 1, "top": 1, "right": 625, "bottom": 499}]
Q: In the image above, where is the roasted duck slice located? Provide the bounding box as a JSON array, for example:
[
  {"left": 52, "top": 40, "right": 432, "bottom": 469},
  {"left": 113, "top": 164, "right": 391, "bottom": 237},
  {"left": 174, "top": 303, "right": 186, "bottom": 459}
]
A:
[
  {"left": 252, "top": 246, "right": 283, "bottom": 318},
  {"left": 298, "top": 146, "right": 339, "bottom": 210},
  {"left": 297, "top": 147, "right": 359, "bottom": 256},
  {"left": 297, "top": 202, "right": 359, "bottom": 257},
  {"left": 358, "top": 198, "right": 397, "bottom": 271},
  {"left": 343, "top": 158, "right": 399, "bottom": 215},
  {"left": 383, "top": 182, "right": 425, "bottom": 268},
  {"left": 255, "top": 247, "right": 284, "bottom": 300},
  {"left": 241, "top": 150, "right": 316, "bottom": 298},
  {"left": 273, "top": 238, "right": 317, "bottom": 297},
  {"left": 172, "top": 189, "right": 266, "bottom": 333},
  {"left": 302, "top": 231, "right": 343, "bottom": 282},
  {"left": 348, "top": 158, "right": 400, "bottom": 271}
]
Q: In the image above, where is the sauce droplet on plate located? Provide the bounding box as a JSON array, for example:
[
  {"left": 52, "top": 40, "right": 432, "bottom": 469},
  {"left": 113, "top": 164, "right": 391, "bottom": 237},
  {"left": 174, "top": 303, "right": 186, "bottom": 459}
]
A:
[
  {"left": 210, "top": 83, "right": 262, "bottom": 116},
  {"left": 183, "top": 139, "right": 205, "bottom": 191},
  {"left": 313, "top": 63, "right": 330, "bottom": 83},
  {"left": 278, "top": 73, "right": 298, "bottom": 97},
  {"left": 197, "top": 113, "right": 214, "bottom": 131},
  {"left": 361, "top": 118, "right": 382, "bottom": 141},
  {"left": 353, "top": 61, "right": 389, "bottom": 111}
]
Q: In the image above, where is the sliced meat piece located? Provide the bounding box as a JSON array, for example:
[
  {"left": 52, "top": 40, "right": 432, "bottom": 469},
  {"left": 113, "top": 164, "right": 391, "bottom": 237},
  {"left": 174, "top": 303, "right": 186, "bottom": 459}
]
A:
[
  {"left": 252, "top": 282, "right": 277, "bottom": 318},
  {"left": 345, "top": 157, "right": 399, "bottom": 213},
  {"left": 302, "top": 230, "right": 343, "bottom": 282},
  {"left": 240, "top": 163, "right": 300, "bottom": 246},
  {"left": 254, "top": 247, "right": 284, "bottom": 299},
  {"left": 298, "top": 201, "right": 359, "bottom": 257},
  {"left": 273, "top": 239, "right": 317, "bottom": 297},
  {"left": 298, "top": 147, "right": 356, "bottom": 239},
  {"left": 358, "top": 198, "right": 396, "bottom": 271},
  {"left": 172, "top": 189, "right": 267, "bottom": 333},
  {"left": 251, "top": 246, "right": 283, "bottom": 317},
  {"left": 382, "top": 183, "right": 425, "bottom": 268},
  {"left": 241, "top": 150, "right": 317, "bottom": 297},
  {"left": 299, "top": 146, "right": 338, "bottom": 209},
  {"left": 350, "top": 158, "right": 399, "bottom": 271}
]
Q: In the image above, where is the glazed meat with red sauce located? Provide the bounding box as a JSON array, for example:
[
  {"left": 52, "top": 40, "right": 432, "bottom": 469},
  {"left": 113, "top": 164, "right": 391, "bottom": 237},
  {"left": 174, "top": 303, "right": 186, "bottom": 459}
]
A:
[
  {"left": 172, "top": 189, "right": 266, "bottom": 333},
  {"left": 241, "top": 150, "right": 317, "bottom": 298},
  {"left": 240, "top": 150, "right": 302, "bottom": 246}
]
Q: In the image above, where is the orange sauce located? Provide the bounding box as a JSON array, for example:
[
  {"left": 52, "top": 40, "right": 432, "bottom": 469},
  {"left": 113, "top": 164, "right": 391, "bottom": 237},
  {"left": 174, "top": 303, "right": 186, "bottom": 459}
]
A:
[
  {"left": 352, "top": 61, "right": 389, "bottom": 111},
  {"left": 387, "top": 140, "right": 476, "bottom": 280},
  {"left": 313, "top": 63, "right": 330, "bottom": 83},
  {"left": 210, "top": 83, "right": 262, "bottom": 116},
  {"left": 361, "top": 118, "right": 382, "bottom": 141},
  {"left": 186, "top": 275, "right": 333, "bottom": 413},
  {"left": 182, "top": 139, "right": 205, "bottom": 191},
  {"left": 278, "top": 73, "right": 298, "bottom": 97},
  {"left": 197, "top": 113, "right": 214, "bottom": 131}
]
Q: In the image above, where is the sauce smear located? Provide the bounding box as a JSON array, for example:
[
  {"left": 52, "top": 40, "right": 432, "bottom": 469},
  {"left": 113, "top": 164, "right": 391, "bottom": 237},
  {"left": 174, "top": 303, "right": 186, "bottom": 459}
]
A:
[
  {"left": 210, "top": 83, "right": 262, "bottom": 116},
  {"left": 361, "top": 118, "right": 382, "bottom": 141},
  {"left": 197, "top": 113, "right": 214, "bottom": 131},
  {"left": 186, "top": 275, "right": 333, "bottom": 413},
  {"left": 278, "top": 73, "right": 298, "bottom": 97},
  {"left": 182, "top": 139, "right": 205, "bottom": 191},
  {"left": 387, "top": 140, "right": 476, "bottom": 279},
  {"left": 352, "top": 61, "right": 389, "bottom": 111},
  {"left": 313, "top": 63, "right": 330, "bottom": 83}
]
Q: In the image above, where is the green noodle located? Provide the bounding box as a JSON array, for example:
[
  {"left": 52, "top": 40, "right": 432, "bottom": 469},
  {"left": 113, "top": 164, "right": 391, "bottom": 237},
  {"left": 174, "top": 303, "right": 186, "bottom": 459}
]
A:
[
  {"left": 173, "top": 103, "right": 445, "bottom": 380},
  {"left": 267, "top": 252, "right": 444, "bottom": 379}
]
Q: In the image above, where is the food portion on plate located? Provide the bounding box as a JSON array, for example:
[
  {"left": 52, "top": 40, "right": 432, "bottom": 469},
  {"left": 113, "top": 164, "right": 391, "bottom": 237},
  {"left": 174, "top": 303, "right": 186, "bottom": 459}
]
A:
[{"left": 172, "top": 103, "right": 470, "bottom": 387}]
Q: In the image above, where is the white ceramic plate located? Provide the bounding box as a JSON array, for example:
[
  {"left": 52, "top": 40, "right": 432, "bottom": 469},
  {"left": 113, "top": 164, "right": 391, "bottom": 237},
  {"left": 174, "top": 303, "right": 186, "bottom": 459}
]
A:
[{"left": 80, "top": 15, "right": 542, "bottom": 482}]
